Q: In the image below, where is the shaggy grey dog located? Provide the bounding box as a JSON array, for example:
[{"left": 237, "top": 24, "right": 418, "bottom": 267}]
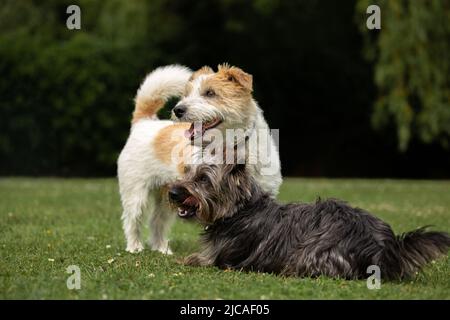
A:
[{"left": 168, "top": 163, "right": 450, "bottom": 279}]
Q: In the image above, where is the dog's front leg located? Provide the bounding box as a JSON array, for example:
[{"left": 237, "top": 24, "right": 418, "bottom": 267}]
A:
[{"left": 183, "top": 253, "right": 213, "bottom": 267}]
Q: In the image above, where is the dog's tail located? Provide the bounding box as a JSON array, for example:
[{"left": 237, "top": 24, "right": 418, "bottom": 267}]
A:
[
  {"left": 381, "top": 227, "right": 450, "bottom": 279},
  {"left": 132, "top": 65, "right": 192, "bottom": 123}
]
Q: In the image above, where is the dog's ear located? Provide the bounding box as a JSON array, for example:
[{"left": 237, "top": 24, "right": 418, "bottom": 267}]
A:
[
  {"left": 218, "top": 64, "right": 253, "bottom": 92},
  {"left": 190, "top": 66, "right": 214, "bottom": 81}
]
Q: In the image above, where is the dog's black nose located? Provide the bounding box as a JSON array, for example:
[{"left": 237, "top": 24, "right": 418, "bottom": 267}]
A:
[
  {"left": 169, "top": 186, "right": 187, "bottom": 203},
  {"left": 173, "top": 105, "right": 187, "bottom": 118}
]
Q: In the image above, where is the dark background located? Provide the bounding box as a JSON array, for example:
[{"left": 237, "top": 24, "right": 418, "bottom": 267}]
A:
[{"left": 0, "top": 0, "right": 449, "bottom": 178}]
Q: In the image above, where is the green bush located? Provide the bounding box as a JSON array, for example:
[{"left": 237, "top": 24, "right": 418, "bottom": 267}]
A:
[
  {"left": 0, "top": 33, "right": 143, "bottom": 174},
  {"left": 1, "top": 1, "right": 448, "bottom": 176},
  {"left": 0, "top": 1, "right": 161, "bottom": 175},
  {"left": 357, "top": 0, "right": 450, "bottom": 150}
]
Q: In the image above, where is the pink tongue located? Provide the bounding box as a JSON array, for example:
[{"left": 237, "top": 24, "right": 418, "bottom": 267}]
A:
[
  {"left": 184, "top": 123, "right": 195, "bottom": 139},
  {"left": 184, "top": 123, "right": 204, "bottom": 139},
  {"left": 184, "top": 129, "right": 192, "bottom": 139}
]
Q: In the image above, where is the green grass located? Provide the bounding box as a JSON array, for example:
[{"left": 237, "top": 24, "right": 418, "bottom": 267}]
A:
[{"left": 0, "top": 177, "right": 449, "bottom": 299}]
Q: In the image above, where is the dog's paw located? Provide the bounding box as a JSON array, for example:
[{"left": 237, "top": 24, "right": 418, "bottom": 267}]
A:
[
  {"left": 155, "top": 246, "right": 173, "bottom": 255},
  {"left": 126, "top": 242, "right": 144, "bottom": 253},
  {"left": 149, "top": 240, "right": 173, "bottom": 255}
]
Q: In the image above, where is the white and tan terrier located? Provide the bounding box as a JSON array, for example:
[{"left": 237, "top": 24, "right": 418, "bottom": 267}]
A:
[{"left": 118, "top": 64, "right": 282, "bottom": 253}]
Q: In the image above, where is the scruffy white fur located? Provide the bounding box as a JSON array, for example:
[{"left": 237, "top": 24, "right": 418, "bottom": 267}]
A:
[{"left": 118, "top": 65, "right": 282, "bottom": 253}]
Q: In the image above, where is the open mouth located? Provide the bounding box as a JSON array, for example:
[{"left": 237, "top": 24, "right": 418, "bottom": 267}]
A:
[
  {"left": 177, "top": 196, "right": 199, "bottom": 218},
  {"left": 184, "top": 118, "right": 222, "bottom": 140}
]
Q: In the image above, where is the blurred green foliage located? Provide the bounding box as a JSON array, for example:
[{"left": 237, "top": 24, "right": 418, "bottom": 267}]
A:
[
  {"left": 0, "top": 0, "right": 160, "bottom": 174},
  {"left": 357, "top": 0, "right": 450, "bottom": 151},
  {"left": 0, "top": 0, "right": 448, "bottom": 176}
]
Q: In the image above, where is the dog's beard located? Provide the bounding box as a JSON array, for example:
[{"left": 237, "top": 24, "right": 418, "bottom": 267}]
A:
[
  {"left": 173, "top": 189, "right": 222, "bottom": 224},
  {"left": 195, "top": 191, "right": 245, "bottom": 225}
]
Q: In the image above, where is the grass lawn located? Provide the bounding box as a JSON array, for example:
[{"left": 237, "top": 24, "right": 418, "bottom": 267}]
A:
[{"left": 0, "top": 177, "right": 449, "bottom": 299}]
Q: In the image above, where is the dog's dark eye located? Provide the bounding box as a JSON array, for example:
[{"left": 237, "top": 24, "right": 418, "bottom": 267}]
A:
[
  {"left": 198, "top": 174, "right": 209, "bottom": 183},
  {"left": 204, "top": 89, "right": 216, "bottom": 98}
]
